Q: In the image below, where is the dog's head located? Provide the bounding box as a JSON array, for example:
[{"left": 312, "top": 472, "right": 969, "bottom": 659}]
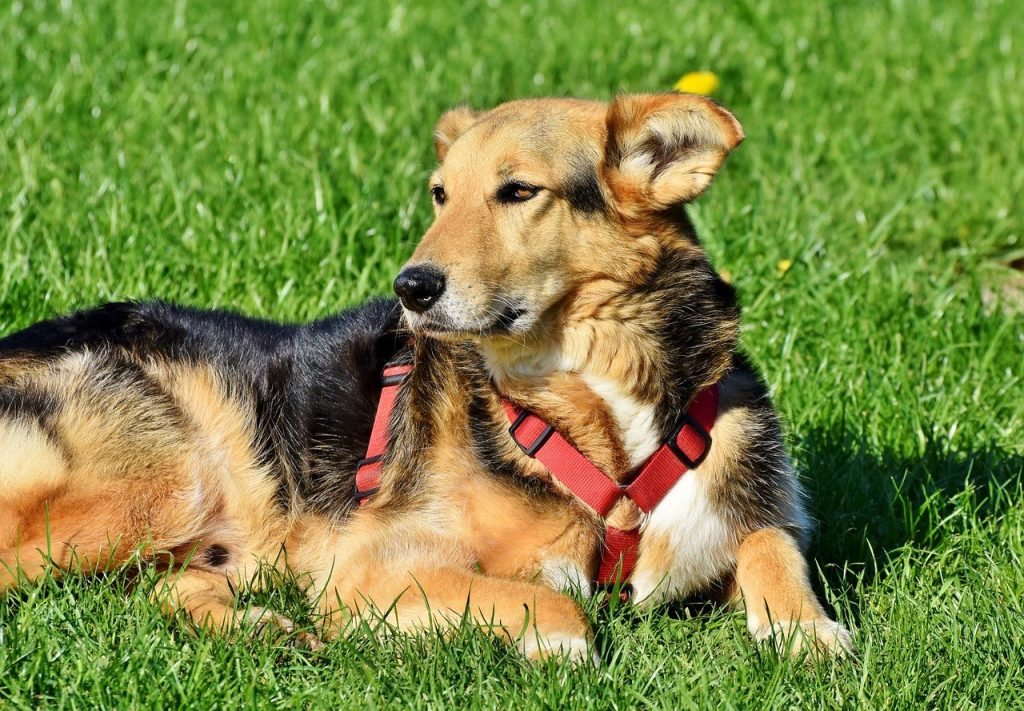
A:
[{"left": 395, "top": 94, "right": 743, "bottom": 342}]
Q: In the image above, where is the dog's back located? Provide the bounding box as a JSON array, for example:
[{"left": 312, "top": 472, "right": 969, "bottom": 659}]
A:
[{"left": 0, "top": 299, "right": 400, "bottom": 590}]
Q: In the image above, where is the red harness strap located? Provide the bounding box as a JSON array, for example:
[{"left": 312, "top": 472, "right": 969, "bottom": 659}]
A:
[
  {"left": 354, "top": 363, "right": 413, "bottom": 505},
  {"left": 505, "top": 386, "right": 718, "bottom": 587},
  {"left": 353, "top": 361, "right": 719, "bottom": 589}
]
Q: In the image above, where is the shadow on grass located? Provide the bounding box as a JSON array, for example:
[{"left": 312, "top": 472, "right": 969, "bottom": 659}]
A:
[
  {"left": 798, "top": 424, "right": 1024, "bottom": 594},
  {"left": 660, "top": 424, "right": 1023, "bottom": 623}
]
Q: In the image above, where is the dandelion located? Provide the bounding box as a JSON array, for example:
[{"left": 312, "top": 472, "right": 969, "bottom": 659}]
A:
[
  {"left": 673, "top": 71, "right": 720, "bottom": 96},
  {"left": 777, "top": 259, "right": 793, "bottom": 275},
  {"left": 719, "top": 269, "right": 733, "bottom": 284}
]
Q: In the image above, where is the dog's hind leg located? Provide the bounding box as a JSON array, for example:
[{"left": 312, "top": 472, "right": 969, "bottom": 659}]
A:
[
  {"left": 1, "top": 415, "right": 80, "bottom": 591},
  {"left": 0, "top": 431, "right": 216, "bottom": 595},
  {"left": 1, "top": 486, "right": 157, "bottom": 591},
  {"left": 321, "top": 557, "right": 596, "bottom": 664},
  {"left": 735, "top": 527, "right": 853, "bottom": 658}
]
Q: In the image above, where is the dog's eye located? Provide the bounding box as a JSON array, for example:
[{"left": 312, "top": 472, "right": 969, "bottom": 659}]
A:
[
  {"left": 497, "top": 182, "right": 540, "bottom": 204},
  {"left": 430, "top": 185, "right": 447, "bottom": 205}
]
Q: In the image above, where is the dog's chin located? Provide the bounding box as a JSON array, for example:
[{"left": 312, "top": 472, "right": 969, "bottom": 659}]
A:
[{"left": 404, "top": 306, "right": 532, "bottom": 341}]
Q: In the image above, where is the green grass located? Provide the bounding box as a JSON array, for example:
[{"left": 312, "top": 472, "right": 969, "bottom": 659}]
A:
[{"left": 2, "top": 0, "right": 1023, "bottom": 707}]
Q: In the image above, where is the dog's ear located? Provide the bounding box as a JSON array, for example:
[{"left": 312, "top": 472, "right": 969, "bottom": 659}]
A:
[
  {"left": 434, "top": 106, "right": 479, "bottom": 161},
  {"left": 603, "top": 93, "right": 743, "bottom": 210}
]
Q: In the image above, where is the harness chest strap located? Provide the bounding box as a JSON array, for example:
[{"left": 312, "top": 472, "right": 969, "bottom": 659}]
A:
[
  {"left": 503, "top": 386, "right": 718, "bottom": 586},
  {"left": 354, "top": 363, "right": 718, "bottom": 587}
]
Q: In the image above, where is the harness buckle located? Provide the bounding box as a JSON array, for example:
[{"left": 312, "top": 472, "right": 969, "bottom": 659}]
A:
[
  {"left": 508, "top": 410, "right": 555, "bottom": 457},
  {"left": 353, "top": 485, "right": 379, "bottom": 502},
  {"left": 380, "top": 365, "right": 412, "bottom": 386},
  {"left": 666, "top": 414, "right": 712, "bottom": 469},
  {"left": 356, "top": 453, "right": 383, "bottom": 469}
]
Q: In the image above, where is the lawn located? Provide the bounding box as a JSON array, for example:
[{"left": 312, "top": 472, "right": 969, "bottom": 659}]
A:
[{"left": 2, "top": 0, "right": 1023, "bottom": 707}]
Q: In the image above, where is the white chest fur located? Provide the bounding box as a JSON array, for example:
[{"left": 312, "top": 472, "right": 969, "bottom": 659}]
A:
[
  {"left": 580, "top": 374, "right": 736, "bottom": 604},
  {"left": 631, "top": 468, "right": 737, "bottom": 604},
  {"left": 579, "top": 373, "right": 661, "bottom": 468}
]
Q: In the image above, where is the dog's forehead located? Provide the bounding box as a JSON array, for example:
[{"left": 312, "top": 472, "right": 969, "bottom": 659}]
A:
[{"left": 447, "top": 99, "right": 606, "bottom": 174}]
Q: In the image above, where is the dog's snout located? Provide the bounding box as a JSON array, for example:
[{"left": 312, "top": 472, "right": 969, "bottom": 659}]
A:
[{"left": 393, "top": 266, "right": 446, "bottom": 313}]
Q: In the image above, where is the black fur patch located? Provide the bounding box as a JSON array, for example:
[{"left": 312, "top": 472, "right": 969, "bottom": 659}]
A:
[
  {"left": 0, "top": 385, "right": 67, "bottom": 458},
  {"left": 621, "top": 242, "right": 740, "bottom": 430},
  {"left": 562, "top": 163, "right": 605, "bottom": 214},
  {"left": 201, "top": 544, "right": 230, "bottom": 568},
  {"left": 0, "top": 385, "right": 59, "bottom": 424}
]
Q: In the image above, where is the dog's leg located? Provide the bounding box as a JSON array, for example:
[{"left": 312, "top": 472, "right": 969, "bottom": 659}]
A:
[
  {"left": 0, "top": 513, "right": 28, "bottom": 593},
  {"left": 152, "top": 566, "right": 321, "bottom": 648},
  {"left": 1, "top": 543, "right": 47, "bottom": 591},
  {"left": 735, "top": 527, "right": 853, "bottom": 657},
  {"left": 0, "top": 493, "right": 135, "bottom": 591},
  {"left": 322, "top": 562, "right": 597, "bottom": 664}
]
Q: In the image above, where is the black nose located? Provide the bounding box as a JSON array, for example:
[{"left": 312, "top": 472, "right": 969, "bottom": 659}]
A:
[{"left": 393, "top": 265, "right": 446, "bottom": 313}]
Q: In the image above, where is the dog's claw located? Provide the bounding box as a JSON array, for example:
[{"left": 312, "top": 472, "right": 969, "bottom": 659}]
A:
[{"left": 520, "top": 632, "right": 600, "bottom": 666}]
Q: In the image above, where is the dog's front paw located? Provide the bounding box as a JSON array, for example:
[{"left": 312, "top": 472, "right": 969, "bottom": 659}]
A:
[
  {"left": 520, "top": 631, "right": 600, "bottom": 667},
  {"left": 752, "top": 618, "right": 854, "bottom": 659}
]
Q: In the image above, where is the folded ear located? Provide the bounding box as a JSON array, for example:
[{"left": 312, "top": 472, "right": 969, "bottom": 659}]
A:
[
  {"left": 434, "top": 106, "right": 479, "bottom": 161},
  {"left": 603, "top": 93, "right": 744, "bottom": 210}
]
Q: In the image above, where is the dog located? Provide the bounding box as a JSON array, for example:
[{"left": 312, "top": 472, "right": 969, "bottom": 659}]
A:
[{"left": 0, "top": 93, "right": 852, "bottom": 661}]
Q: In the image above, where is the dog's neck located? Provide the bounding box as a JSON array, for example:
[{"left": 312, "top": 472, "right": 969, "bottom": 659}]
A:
[
  {"left": 484, "top": 334, "right": 661, "bottom": 470},
  {"left": 481, "top": 237, "right": 735, "bottom": 472}
]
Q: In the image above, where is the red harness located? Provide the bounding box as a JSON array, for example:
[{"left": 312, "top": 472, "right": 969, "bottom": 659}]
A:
[{"left": 354, "top": 362, "right": 718, "bottom": 588}]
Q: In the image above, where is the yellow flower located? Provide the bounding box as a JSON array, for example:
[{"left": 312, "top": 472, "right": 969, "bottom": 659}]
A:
[
  {"left": 673, "top": 71, "right": 720, "bottom": 96},
  {"left": 719, "top": 269, "right": 733, "bottom": 284},
  {"left": 777, "top": 259, "right": 793, "bottom": 275}
]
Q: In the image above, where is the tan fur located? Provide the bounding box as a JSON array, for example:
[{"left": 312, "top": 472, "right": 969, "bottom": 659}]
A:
[
  {"left": 0, "top": 355, "right": 288, "bottom": 612},
  {"left": 150, "top": 363, "right": 292, "bottom": 562}
]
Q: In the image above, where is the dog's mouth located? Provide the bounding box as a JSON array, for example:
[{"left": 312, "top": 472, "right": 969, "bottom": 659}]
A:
[
  {"left": 488, "top": 305, "right": 527, "bottom": 333},
  {"left": 406, "top": 303, "right": 529, "bottom": 340}
]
